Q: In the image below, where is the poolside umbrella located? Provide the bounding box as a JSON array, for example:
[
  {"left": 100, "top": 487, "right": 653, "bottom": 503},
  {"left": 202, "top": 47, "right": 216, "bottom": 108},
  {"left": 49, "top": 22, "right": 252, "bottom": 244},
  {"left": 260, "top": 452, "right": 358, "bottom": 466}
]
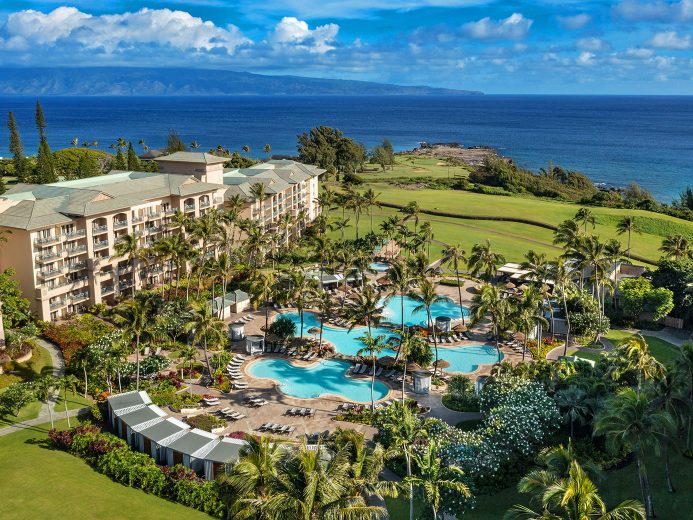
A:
[
  {"left": 514, "top": 332, "right": 526, "bottom": 341},
  {"left": 379, "top": 356, "right": 396, "bottom": 367},
  {"left": 377, "top": 276, "right": 391, "bottom": 286},
  {"left": 307, "top": 327, "right": 320, "bottom": 340},
  {"left": 434, "top": 360, "right": 450, "bottom": 369},
  {"left": 453, "top": 324, "right": 468, "bottom": 333},
  {"left": 406, "top": 363, "right": 423, "bottom": 372},
  {"left": 505, "top": 281, "right": 516, "bottom": 289}
]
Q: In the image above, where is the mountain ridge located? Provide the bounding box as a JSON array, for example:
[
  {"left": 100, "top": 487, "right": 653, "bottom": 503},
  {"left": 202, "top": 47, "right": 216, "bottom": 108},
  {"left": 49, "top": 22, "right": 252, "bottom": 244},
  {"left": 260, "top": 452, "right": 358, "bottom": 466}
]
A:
[{"left": 0, "top": 67, "right": 483, "bottom": 96}]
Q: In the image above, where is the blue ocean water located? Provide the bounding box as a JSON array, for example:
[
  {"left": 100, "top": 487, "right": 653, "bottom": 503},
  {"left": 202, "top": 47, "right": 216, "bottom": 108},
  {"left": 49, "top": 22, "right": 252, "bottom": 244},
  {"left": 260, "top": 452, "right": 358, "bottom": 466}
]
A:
[{"left": 1, "top": 95, "right": 691, "bottom": 201}]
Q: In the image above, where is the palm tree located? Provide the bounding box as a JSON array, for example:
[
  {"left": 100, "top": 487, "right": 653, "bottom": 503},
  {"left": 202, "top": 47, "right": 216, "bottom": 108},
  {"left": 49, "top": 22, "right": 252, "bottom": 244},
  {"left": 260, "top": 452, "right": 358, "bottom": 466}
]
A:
[
  {"left": 469, "top": 283, "right": 512, "bottom": 364},
  {"left": 385, "top": 260, "right": 413, "bottom": 343},
  {"left": 249, "top": 272, "right": 275, "bottom": 339},
  {"left": 616, "top": 216, "right": 640, "bottom": 260},
  {"left": 521, "top": 250, "right": 553, "bottom": 343},
  {"left": 405, "top": 440, "right": 470, "bottom": 520},
  {"left": 314, "top": 289, "right": 336, "bottom": 349},
  {"left": 56, "top": 375, "right": 79, "bottom": 427},
  {"left": 505, "top": 459, "right": 645, "bottom": 520},
  {"left": 112, "top": 296, "right": 155, "bottom": 390},
  {"left": 516, "top": 285, "right": 547, "bottom": 361},
  {"left": 33, "top": 375, "right": 55, "bottom": 428},
  {"left": 249, "top": 182, "right": 267, "bottom": 229},
  {"left": 361, "top": 187, "right": 381, "bottom": 232},
  {"left": 184, "top": 301, "right": 226, "bottom": 382},
  {"left": 221, "top": 435, "right": 282, "bottom": 519},
  {"left": 594, "top": 387, "right": 676, "bottom": 519},
  {"left": 672, "top": 343, "right": 693, "bottom": 449},
  {"left": 554, "top": 219, "right": 582, "bottom": 249},
  {"left": 467, "top": 240, "right": 506, "bottom": 281},
  {"left": 264, "top": 143, "right": 271, "bottom": 158},
  {"left": 410, "top": 279, "right": 446, "bottom": 376},
  {"left": 379, "top": 216, "right": 400, "bottom": 255},
  {"left": 179, "top": 344, "right": 197, "bottom": 393},
  {"left": 289, "top": 271, "right": 318, "bottom": 338},
  {"left": 441, "top": 244, "right": 467, "bottom": 325},
  {"left": 401, "top": 201, "right": 421, "bottom": 234},
  {"left": 556, "top": 386, "right": 591, "bottom": 439},
  {"left": 550, "top": 259, "right": 574, "bottom": 355},
  {"left": 652, "top": 372, "right": 688, "bottom": 492},
  {"left": 574, "top": 207, "right": 596, "bottom": 234},
  {"left": 356, "top": 333, "right": 389, "bottom": 412},
  {"left": 113, "top": 232, "right": 142, "bottom": 298},
  {"left": 263, "top": 442, "right": 385, "bottom": 520},
  {"left": 384, "top": 402, "right": 429, "bottom": 520},
  {"left": 311, "top": 236, "right": 332, "bottom": 285},
  {"left": 611, "top": 336, "right": 665, "bottom": 396},
  {"left": 659, "top": 234, "right": 693, "bottom": 260},
  {"left": 344, "top": 285, "right": 384, "bottom": 335}
]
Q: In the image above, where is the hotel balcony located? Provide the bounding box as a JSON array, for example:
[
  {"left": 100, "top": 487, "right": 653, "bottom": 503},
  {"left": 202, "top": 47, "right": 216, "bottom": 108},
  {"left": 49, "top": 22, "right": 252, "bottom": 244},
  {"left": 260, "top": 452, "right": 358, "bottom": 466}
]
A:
[
  {"left": 64, "top": 229, "right": 87, "bottom": 239},
  {"left": 50, "top": 299, "right": 66, "bottom": 310},
  {"left": 34, "top": 235, "right": 62, "bottom": 246},
  {"left": 200, "top": 200, "right": 211, "bottom": 209},
  {"left": 113, "top": 220, "right": 128, "bottom": 230},
  {"left": 146, "top": 211, "right": 163, "bottom": 219},
  {"left": 184, "top": 204, "right": 196, "bottom": 212},
  {"left": 93, "top": 240, "right": 109, "bottom": 251},
  {"left": 92, "top": 224, "right": 109, "bottom": 234},
  {"left": 36, "top": 251, "right": 65, "bottom": 263},
  {"left": 38, "top": 267, "right": 67, "bottom": 280},
  {"left": 68, "top": 261, "right": 87, "bottom": 272},
  {"left": 146, "top": 226, "right": 162, "bottom": 234},
  {"left": 164, "top": 208, "right": 177, "bottom": 215},
  {"left": 118, "top": 280, "right": 133, "bottom": 291},
  {"left": 100, "top": 285, "right": 115, "bottom": 296},
  {"left": 69, "top": 292, "right": 90, "bottom": 304},
  {"left": 213, "top": 197, "right": 224, "bottom": 204},
  {"left": 131, "top": 216, "right": 144, "bottom": 224},
  {"left": 65, "top": 244, "right": 88, "bottom": 256}
]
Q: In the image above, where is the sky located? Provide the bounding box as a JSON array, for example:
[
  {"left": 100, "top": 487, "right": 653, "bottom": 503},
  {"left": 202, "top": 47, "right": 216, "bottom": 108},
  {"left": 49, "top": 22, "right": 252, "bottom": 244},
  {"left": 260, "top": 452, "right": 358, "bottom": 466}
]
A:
[{"left": 0, "top": 1, "right": 692, "bottom": 94}]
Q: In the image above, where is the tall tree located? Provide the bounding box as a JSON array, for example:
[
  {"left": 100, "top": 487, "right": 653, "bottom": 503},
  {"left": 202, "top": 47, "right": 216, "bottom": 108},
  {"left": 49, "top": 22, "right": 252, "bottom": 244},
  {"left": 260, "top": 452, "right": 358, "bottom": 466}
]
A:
[
  {"left": 7, "top": 112, "right": 28, "bottom": 182},
  {"left": 574, "top": 207, "right": 596, "bottom": 234},
  {"left": 112, "top": 296, "right": 155, "bottom": 390},
  {"left": 470, "top": 283, "right": 512, "bottom": 364},
  {"left": 410, "top": 279, "right": 446, "bottom": 376},
  {"left": 616, "top": 216, "right": 640, "bottom": 261},
  {"left": 659, "top": 234, "right": 693, "bottom": 261},
  {"left": 127, "top": 141, "right": 141, "bottom": 171},
  {"left": 441, "top": 244, "right": 467, "bottom": 326},
  {"left": 56, "top": 375, "right": 79, "bottom": 427},
  {"left": 113, "top": 232, "right": 143, "bottom": 298},
  {"left": 34, "top": 101, "right": 56, "bottom": 184},
  {"left": 356, "top": 333, "right": 389, "bottom": 412},
  {"left": 185, "top": 301, "right": 226, "bottom": 382},
  {"left": 468, "top": 240, "right": 506, "bottom": 281}
]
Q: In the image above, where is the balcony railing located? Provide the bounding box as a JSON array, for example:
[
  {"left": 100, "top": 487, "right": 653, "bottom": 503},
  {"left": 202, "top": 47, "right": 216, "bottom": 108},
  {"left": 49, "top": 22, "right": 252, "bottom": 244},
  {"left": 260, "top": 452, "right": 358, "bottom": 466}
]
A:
[
  {"left": 118, "top": 280, "right": 133, "bottom": 290},
  {"left": 146, "top": 226, "right": 162, "bottom": 234},
  {"left": 101, "top": 286, "right": 115, "bottom": 295},
  {"left": 92, "top": 224, "right": 108, "bottom": 234},
  {"left": 34, "top": 235, "right": 62, "bottom": 246},
  {"left": 97, "top": 270, "right": 113, "bottom": 278},
  {"left": 38, "top": 267, "right": 66, "bottom": 279},
  {"left": 36, "top": 251, "right": 63, "bottom": 262},
  {"left": 199, "top": 200, "right": 211, "bottom": 208},
  {"left": 50, "top": 300, "right": 66, "bottom": 310},
  {"left": 113, "top": 220, "right": 128, "bottom": 229},
  {"left": 184, "top": 204, "right": 196, "bottom": 211},
  {"left": 117, "top": 266, "right": 132, "bottom": 275},
  {"left": 131, "top": 216, "right": 144, "bottom": 223},
  {"left": 68, "top": 261, "right": 87, "bottom": 272},
  {"left": 65, "top": 245, "right": 87, "bottom": 256},
  {"left": 164, "top": 208, "right": 177, "bottom": 215},
  {"left": 64, "top": 229, "right": 87, "bottom": 239},
  {"left": 93, "top": 240, "right": 109, "bottom": 250},
  {"left": 147, "top": 211, "right": 163, "bottom": 219},
  {"left": 69, "top": 292, "right": 90, "bottom": 303},
  {"left": 213, "top": 197, "right": 224, "bottom": 204}
]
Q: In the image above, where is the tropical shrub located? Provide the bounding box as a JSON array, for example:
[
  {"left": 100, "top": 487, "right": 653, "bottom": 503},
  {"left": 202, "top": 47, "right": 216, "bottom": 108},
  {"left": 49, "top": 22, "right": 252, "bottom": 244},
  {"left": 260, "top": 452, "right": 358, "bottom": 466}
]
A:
[
  {"left": 48, "top": 426, "right": 224, "bottom": 517},
  {"left": 186, "top": 413, "right": 226, "bottom": 432},
  {"left": 42, "top": 314, "right": 114, "bottom": 363},
  {"left": 0, "top": 381, "right": 35, "bottom": 415},
  {"left": 268, "top": 315, "right": 296, "bottom": 342},
  {"left": 442, "top": 375, "right": 479, "bottom": 412},
  {"left": 620, "top": 277, "right": 675, "bottom": 321}
]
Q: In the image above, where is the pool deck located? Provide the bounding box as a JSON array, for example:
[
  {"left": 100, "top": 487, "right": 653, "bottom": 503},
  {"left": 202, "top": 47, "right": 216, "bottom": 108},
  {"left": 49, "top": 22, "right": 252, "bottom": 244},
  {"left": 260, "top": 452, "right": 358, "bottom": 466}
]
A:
[{"left": 161, "top": 273, "right": 526, "bottom": 441}]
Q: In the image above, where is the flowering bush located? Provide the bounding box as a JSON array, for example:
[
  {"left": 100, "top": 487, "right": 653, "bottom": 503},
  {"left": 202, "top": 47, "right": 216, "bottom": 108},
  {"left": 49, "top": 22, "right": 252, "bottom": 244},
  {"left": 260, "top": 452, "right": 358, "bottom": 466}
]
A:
[{"left": 49, "top": 426, "right": 224, "bottom": 517}]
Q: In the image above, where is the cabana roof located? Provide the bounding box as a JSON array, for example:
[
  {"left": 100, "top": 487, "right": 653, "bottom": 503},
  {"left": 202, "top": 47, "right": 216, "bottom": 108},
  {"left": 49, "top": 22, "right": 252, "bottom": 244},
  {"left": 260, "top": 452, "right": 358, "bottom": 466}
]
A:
[
  {"left": 119, "top": 405, "right": 168, "bottom": 431},
  {"left": 138, "top": 417, "right": 190, "bottom": 444},
  {"left": 201, "top": 438, "right": 245, "bottom": 464},
  {"left": 167, "top": 428, "right": 219, "bottom": 456},
  {"left": 107, "top": 390, "right": 152, "bottom": 415}
]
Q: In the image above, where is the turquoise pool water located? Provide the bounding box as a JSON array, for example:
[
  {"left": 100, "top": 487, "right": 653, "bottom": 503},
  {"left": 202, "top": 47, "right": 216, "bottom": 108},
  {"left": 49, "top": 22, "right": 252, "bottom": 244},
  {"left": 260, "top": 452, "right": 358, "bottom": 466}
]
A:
[
  {"left": 280, "top": 311, "right": 501, "bottom": 373},
  {"left": 369, "top": 261, "right": 391, "bottom": 272},
  {"left": 248, "top": 358, "right": 388, "bottom": 402},
  {"left": 381, "top": 295, "right": 468, "bottom": 327}
]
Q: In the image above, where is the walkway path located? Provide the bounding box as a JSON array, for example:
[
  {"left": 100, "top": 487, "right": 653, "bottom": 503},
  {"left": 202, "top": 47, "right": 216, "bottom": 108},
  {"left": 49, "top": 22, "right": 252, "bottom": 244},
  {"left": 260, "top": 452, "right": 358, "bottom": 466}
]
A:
[{"left": 0, "top": 338, "right": 77, "bottom": 437}]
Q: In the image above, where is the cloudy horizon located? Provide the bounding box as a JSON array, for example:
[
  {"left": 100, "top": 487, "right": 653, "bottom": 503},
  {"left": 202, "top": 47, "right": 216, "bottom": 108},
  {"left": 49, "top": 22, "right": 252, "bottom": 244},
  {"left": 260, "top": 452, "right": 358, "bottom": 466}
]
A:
[{"left": 0, "top": 1, "right": 692, "bottom": 94}]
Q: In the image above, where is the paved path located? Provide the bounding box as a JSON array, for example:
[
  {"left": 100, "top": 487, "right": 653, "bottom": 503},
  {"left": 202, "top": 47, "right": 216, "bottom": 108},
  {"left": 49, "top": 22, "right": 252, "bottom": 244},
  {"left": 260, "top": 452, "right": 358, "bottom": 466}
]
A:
[
  {"left": 641, "top": 328, "right": 691, "bottom": 347},
  {"left": 0, "top": 338, "right": 74, "bottom": 437},
  {"left": 0, "top": 407, "right": 90, "bottom": 437}
]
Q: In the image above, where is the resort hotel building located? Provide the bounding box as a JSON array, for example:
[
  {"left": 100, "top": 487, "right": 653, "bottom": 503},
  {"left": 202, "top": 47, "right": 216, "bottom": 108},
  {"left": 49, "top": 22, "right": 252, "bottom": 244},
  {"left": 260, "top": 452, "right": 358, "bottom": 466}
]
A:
[{"left": 0, "top": 152, "right": 324, "bottom": 321}]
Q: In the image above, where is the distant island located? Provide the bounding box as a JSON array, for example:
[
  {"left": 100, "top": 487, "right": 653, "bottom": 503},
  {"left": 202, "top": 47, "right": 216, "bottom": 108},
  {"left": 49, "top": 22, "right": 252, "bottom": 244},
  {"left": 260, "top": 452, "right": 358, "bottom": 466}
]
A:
[{"left": 0, "top": 67, "right": 483, "bottom": 97}]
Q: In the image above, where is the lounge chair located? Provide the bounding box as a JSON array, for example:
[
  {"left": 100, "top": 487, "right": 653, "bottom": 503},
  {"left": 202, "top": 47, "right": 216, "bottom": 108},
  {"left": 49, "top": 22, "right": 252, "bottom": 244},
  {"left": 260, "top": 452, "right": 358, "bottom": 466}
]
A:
[
  {"left": 155, "top": 347, "right": 162, "bottom": 356},
  {"left": 383, "top": 369, "right": 395, "bottom": 378},
  {"left": 306, "top": 408, "right": 315, "bottom": 417},
  {"left": 358, "top": 365, "right": 368, "bottom": 374},
  {"left": 234, "top": 381, "right": 248, "bottom": 389},
  {"left": 143, "top": 347, "right": 150, "bottom": 356},
  {"left": 259, "top": 423, "right": 272, "bottom": 431},
  {"left": 375, "top": 367, "right": 383, "bottom": 377},
  {"left": 228, "top": 374, "right": 244, "bottom": 380},
  {"left": 278, "top": 425, "right": 291, "bottom": 434},
  {"left": 218, "top": 407, "right": 232, "bottom": 415},
  {"left": 367, "top": 366, "right": 375, "bottom": 376},
  {"left": 287, "top": 407, "right": 298, "bottom": 416},
  {"left": 352, "top": 363, "right": 362, "bottom": 374},
  {"left": 285, "top": 426, "right": 296, "bottom": 434}
]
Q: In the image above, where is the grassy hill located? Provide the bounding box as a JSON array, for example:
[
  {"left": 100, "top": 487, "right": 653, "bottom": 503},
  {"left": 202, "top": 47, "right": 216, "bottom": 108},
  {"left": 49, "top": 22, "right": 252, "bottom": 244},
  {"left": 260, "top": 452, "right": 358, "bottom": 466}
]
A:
[{"left": 329, "top": 156, "right": 693, "bottom": 264}]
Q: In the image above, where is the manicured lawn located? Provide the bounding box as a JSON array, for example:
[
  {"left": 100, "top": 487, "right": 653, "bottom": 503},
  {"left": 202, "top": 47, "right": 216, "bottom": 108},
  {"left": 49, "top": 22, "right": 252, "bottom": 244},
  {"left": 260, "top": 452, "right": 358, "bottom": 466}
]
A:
[
  {"left": 0, "top": 344, "right": 53, "bottom": 389},
  {"left": 330, "top": 180, "right": 693, "bottom": 264},
  {"left": 0, "top": 419, "right": 212, "bottom": 520},
  {"left": 362, "top": 155, "right": 472, "bottom": 181},
  {"left": 639, "top": 336, "right": 680, "bottom": 364},
  {"left": 53, "top": 388, "right": 94, "bottom": 411}
]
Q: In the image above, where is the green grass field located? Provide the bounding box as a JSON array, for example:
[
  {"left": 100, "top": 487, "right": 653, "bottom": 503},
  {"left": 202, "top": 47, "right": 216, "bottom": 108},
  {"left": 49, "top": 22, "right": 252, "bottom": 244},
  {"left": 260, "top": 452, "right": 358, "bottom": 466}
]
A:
[
  {"left": 0, "top": 419, "right": 212, "bottom": 520},
  {"left": 573, "top": 331, "right": 681, "bottom": 365},
  {"left": 327, "top": 155, "right": 693, "bottom": 265}
]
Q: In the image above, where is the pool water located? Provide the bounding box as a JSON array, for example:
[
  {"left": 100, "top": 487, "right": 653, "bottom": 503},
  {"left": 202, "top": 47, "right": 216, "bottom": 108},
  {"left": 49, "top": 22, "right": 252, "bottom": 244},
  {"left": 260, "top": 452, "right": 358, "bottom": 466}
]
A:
[
  {"left": 380, "top": 295, "right": 468, "bottom": 327},
  {"left": 281, "top": 311, "right": 501, "bottom": 373},
  {"left": 369, "top": 261, "right": 391, "bottom": 273},
  {"left": 248, "top": 358, "right": 388, "bottom": 402}
]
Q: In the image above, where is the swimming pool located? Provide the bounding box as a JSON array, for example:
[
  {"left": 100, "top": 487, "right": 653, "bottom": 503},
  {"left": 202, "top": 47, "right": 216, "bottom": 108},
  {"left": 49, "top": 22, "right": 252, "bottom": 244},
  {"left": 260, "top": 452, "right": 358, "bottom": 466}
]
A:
[
  {"left": 248, "top": 358, "right": 389, "bottom": 402},
  {"left": 279, "top": 311, "right": 501, "bottom": 373},
  {"left": 381, "top": 295, "right": 468, "bottom": 327},
  {"left": 369, "top": 261, "right": 391, "bottom": 273}
]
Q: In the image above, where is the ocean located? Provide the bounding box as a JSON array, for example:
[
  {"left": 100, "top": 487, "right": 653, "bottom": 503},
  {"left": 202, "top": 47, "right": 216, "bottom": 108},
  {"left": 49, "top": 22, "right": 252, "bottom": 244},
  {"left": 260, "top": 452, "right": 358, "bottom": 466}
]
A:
[{"left": 1, "top": 95, "right": 691, "bottom": 202}]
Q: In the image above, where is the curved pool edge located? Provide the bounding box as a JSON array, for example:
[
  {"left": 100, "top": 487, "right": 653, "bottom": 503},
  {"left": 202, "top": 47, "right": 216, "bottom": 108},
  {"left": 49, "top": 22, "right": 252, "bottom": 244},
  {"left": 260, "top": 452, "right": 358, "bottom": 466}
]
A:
[{"left": 244, "top": 356, "right": 396, "bottom": 404}]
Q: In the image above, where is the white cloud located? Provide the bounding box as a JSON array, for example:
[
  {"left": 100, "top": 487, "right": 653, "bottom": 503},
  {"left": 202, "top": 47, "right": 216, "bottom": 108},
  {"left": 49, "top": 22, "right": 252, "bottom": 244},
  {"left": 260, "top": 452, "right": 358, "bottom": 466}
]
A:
[
  {"left": 576, "top": 51, "right": 595, "bottom": 66},
  {"left": 614, "top": 0, "right": 693, "bottom": 22},
  {"left": 557, "top": 13, "right": 591, "bottom": 29},
  {"left": 2, "top": 7, "right": 249, "bottom": 54},
  {"left": 461, "top": 13, "right": 533, "bottom": 40},
  {"left": 648, "top": 31, "right": 691, "bottom": 49},
  {"left": 625, "top": 47, "right": 655, "bottom": 58},
  {"left": 270, "top": 16, "right": 339, "bottom": 54},
  {"left": 577, "top": 37, "right": 605, "bottom": 51}
]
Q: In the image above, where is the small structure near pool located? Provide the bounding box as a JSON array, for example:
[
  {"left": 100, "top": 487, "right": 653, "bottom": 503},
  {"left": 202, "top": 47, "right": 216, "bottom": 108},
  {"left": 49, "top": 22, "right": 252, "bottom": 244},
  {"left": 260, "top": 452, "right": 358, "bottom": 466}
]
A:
[
  {"left": 245, "top": 334, "right": 265, "bottom": 355},
  {"left": 210, "top": 289, "right": 250, "bottom": 316},
  {"left": 412, "top": 371, "right": 432, "bottom": 394},
  {"left": 435, "top": 316, "right": 452, "bottom": 333}
]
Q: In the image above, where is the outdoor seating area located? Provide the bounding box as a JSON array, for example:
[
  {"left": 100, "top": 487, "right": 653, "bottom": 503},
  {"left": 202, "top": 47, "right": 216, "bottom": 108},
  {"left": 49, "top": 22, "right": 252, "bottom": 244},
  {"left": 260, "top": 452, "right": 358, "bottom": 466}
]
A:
[
  {"left": 285, "top": 407, "right": 316, "bottom": 417},
  {"left": 257, "top": 423, "right": 296, "bottom": 434}
]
